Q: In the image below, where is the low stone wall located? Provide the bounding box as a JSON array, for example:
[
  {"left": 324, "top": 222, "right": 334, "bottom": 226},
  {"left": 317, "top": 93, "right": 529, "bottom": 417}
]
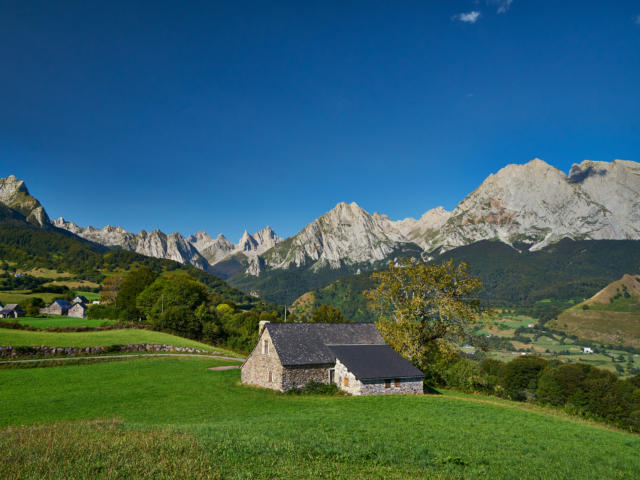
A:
[{"left": 0, "top": 344, "right": 207, "bottom": 359}]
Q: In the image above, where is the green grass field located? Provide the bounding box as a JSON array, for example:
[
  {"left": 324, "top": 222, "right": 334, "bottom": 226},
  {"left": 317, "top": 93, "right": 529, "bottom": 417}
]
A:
[
  {"left": 0, "top": 291, "right": 59, "bottom": 305},
  {"left": 1, "top": 357, "right": 638, "bottom": 479},
  {"left": 7, "top": 316, "right": 116, "bottom": 328},
  {"left": 0, "top": 328, "right": 236, "bottom": 354}
]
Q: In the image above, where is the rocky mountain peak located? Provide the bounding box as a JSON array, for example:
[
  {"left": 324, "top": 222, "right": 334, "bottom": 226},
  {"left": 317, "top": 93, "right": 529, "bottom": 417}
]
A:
[{"left": 0, "top": 175, "right": 50, "bottom": 227}]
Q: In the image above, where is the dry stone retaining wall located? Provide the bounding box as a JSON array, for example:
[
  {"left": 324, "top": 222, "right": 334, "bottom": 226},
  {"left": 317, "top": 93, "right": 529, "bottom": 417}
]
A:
[{"left": 0, "top": 344, "right": 207, "bottom": 359}]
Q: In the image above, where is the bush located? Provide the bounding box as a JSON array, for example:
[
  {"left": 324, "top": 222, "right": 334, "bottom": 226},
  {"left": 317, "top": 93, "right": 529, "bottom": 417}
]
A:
[{"left": 441, "top": 358, "right": 490, "bottom": 393}]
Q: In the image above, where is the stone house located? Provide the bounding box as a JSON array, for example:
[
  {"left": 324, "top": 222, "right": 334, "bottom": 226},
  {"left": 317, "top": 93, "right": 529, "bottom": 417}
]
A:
[
  {"left": 241, "top": 322, "right": 424, "bottom": 395},
  {"left": 0, "top": 304, "right": 25, "bottom": 318},
  {"left": 73, "top": 295, "right": 89, "bottom": 305},
  {"left": 40, "top": 300, "right": 72, "bottom": 316},
  {"left": 68, "top": 303, "right": 87, "bottom": 318}
]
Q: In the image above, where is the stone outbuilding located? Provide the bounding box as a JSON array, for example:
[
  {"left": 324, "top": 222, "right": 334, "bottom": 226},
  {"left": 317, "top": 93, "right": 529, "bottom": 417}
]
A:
[
  {"left": 68, "top": 303, "right": 87, "bottom": 318},
  {"left": 73, "top": 295, "right": 89, "bottom": 305},
  {"left": 241, "top": 322, "right": 424, "bottom": 395},
  {"left": 40, "top": 300, "right": 72, "bottom": 316},
  {"left": 0, "top": 304, "right": 25, "bottom": 318}
]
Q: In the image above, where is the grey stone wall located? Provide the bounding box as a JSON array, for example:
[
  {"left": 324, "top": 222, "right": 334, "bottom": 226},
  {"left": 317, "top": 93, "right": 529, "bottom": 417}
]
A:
[
  {"left": 334, "top": 358, "right": 363, "bottom": 395},
  {"left": 282, "top": 364, "right": 332, "bottom": 391},
  {"left": 68, "top": 305, "right": 86, "bottom": 318},
  {"left": 241, "top": 329, "right": 284, "bottom": 391},
  {"left": 335, "top": 359, "right": 423, "bottom": 396},
  {"left": 0, "top": 343, "right": 208, "bottom": 359},
  {"left": 360, "top": 377, "right": 423, "bottom": 395}
]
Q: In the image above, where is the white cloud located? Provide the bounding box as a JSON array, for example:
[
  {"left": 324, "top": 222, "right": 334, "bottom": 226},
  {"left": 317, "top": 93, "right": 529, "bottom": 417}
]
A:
[
  {"left": 453, "top": 11, "right": 481, "bottom": 24},
  {"left": 487, "top": 0, "right": 513, "bottom": 14}
]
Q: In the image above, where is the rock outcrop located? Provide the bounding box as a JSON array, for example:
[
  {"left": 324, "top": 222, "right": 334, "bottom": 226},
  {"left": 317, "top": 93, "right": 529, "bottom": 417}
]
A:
[
  {"left": 427, "top": 159, "right": 640, "bottom": 252},
  {"left": 0, "top": 175, "right": 50, "bottom": 227}
]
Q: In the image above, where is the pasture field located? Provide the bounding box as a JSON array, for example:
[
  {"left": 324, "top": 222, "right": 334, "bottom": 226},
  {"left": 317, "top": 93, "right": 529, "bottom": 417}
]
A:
[
  {"left": 0, "top": 291, "right": 59, "bottom": 305},
  {"left": 551, "top": 309, "right": 640, "bottom": 348},
  {"left": 9, "top": 316, "right": 116, "bottom": 328},
  {"left": 0, "top": 328, "right": 237, "bottom": 355},
  {"left": 1, "top": 357, "right": 639, "bottom": 479}
]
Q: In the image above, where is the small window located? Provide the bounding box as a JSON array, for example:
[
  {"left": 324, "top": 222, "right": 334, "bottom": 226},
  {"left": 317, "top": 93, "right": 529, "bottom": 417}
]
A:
[
  {"left": 395, "top": 379, "right": 401, "bottom": 387},
  {"left": 344, "top": 377, "right": 349, "bottom": 387},
  {"left": 268, "top": 371, "right": 272, "bottom": 382},
  {"left": 385, "top": 379, "right": 391, "bottom": 389},
  {"left": 263, "top": 339, "right": 269, "bottom": 355}
]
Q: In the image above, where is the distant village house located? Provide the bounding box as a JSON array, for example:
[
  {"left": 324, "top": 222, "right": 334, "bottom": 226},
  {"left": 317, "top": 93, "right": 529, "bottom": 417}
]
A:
[
  {"left": 68, "top": 302, "right": 87, "bottom": 318},
  {"left": 0, "top": 304, "right": 25, "bottom": 318},
  {"left": 241, "top": 322, "right": 424, "bottom": 396},
  {"left": 40, "top": 300, "right": 73, "bottom": 316},
  {"left": 40, "top": 297, "right": 88, "bottom": 318}
]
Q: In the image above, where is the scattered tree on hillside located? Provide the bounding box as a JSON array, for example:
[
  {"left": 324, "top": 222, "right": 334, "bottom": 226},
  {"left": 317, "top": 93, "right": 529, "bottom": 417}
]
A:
[
  {"left": 365, "top": 258, "right": 483, "bottom": 380},
  {"left": 101, "top": 274, "right": 124, "bottom": 305}
]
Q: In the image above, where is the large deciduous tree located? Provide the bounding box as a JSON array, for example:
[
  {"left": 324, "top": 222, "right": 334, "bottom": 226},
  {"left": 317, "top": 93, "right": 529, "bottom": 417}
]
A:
[
  {"left": 116, "top": 267, "right": 158, "bottom": 321},
  {"left": 365, "top": 258, "right": 483, "bottom": 379}
]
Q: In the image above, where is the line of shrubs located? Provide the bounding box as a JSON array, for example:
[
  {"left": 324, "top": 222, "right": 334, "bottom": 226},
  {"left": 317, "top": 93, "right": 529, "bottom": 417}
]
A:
[{"left": 440, "top": 356, "right": 640, "bottom": 432}]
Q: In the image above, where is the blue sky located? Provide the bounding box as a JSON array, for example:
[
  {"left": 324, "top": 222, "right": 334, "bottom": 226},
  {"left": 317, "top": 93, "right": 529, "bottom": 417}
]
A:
[{"left": 2, "top": 1, "right": 639, "bottom": 241}]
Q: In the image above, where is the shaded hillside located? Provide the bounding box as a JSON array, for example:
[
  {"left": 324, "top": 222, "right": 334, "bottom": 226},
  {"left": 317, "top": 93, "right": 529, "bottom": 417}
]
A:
[
  {"left": 227, "top": 242, "right": 424, "bottom": 305},
  {"left": 293, "top": 239, "right": 640, "bottom": 322}
]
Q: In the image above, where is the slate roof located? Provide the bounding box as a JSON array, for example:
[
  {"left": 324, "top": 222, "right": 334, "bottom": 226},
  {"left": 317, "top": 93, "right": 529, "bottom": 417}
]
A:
[
  {"left": 265, "top": 323, "right": 385, "bottom": 366},
  {"left": 73, "top": 296, "right": 88, "bottom": 304},
  {"left": 54, "top": 300, "right": 72, "bottom": 308},
  {"left": 329, "top": 344, "right": 424, "bottom": 380},
  {"left": 0, "top": 304, "right": 23, "bottom": 315}
]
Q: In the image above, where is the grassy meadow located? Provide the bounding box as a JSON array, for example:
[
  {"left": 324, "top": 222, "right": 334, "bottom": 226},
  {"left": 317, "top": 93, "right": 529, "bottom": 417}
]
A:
[
  {"left": 0, "top": 328, "right": 234, "bottom": 353},
  {"left": 8, "top": 316, "right": 116, "bottom": 328},
  {"left": 1, "top": 357, "right": 639, "bottom": 479},
  {"left": 0, "top": 291, "right": 59, "bottom": 305}
]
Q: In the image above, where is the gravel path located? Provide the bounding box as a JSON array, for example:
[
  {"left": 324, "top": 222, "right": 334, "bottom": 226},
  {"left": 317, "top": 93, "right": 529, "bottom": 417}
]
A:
[{"left": 0, "top": 353, "right": 244, "bottom": 365}]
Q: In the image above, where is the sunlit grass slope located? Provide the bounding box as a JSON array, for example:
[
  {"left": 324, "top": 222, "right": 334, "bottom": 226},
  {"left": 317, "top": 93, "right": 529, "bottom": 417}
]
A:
[
  {"left": 1, "top": 357, "right": 639, "bottom": 479},
  {"left": 0, "top": 328, "right": 235, "bottom": 354}
]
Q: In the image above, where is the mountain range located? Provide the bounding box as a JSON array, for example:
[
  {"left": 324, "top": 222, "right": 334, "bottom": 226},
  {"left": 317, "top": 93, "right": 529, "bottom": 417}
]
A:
[{"left": 3, "top": 157, "right": 640, "bottom": 302}]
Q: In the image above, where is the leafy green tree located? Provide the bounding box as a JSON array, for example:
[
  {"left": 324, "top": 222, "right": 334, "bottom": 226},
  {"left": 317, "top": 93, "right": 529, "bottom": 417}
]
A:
[
  {"left": 136, "top": 273, "right": 208, "bottom": 319},
  {"left": 501, "top": 356, "right": 547, "bottom": 399},
  {"left": 153, "top": 305, "right": 202, "bottom": 339},
  {"left": 116, "top": 267, "right": 158, "bottom": 321},
  {"left": 536, "top": 363, "right": 592, "bottom": 406},
  {"left": 310, "top": 304, "right": 348, "bottom": 323},
  {"left": 365, "top": 258, "right": 483, "bottom": 378}
]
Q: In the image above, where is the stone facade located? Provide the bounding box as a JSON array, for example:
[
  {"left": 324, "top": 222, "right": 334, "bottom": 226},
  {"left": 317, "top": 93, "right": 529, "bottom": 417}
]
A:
[
  {"left": 40, "top": 302, "right": 68, "bottom": 316},
  {"left": 334, "top": 359, "right": 422, "bottom": 395},
  {"left": 282, "top": 364, "right": 332, "bottom": 391},
  {"left": 68, "top": 303, "right": 87, "bottom": 318},
  {"left": 241, "top": 328, "right": 285, "bottom": 391}
]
